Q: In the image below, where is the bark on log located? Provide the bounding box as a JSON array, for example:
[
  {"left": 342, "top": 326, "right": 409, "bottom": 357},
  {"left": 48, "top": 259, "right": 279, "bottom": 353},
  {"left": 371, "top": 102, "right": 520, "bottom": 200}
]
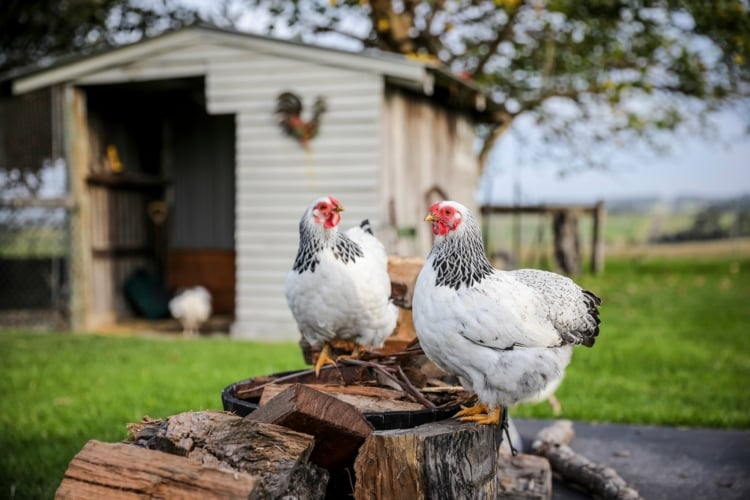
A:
[
  {"left": 56, "top": 440, "right": 259, "bottom": 499},
  {"left": 354, "top": 419, "right": 551, "bottom": 500},
  {"left": 531, "top": 420, "right": 642, "bottom": 500},
  {"left": 128, "top": 410, "right": 328, "bottom": 499},
  {"left": 247, "top": 383, "right": 374, "bottom": 470}
]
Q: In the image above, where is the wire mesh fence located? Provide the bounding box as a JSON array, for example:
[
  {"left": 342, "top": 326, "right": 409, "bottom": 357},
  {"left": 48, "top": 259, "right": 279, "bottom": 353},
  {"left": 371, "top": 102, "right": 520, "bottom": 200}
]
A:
[
  {"left": 0, "top": 198, "right": 71, "bottom": 329},
  {"left": 1, "top": 86, "right": 71, "bottom": 329}
]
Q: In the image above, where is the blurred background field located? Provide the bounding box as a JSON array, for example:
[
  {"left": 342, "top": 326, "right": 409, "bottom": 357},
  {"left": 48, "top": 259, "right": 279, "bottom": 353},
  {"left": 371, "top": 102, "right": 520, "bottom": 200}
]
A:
[{"left": 482, "top": 195, "right": 750, "bottom": 266}]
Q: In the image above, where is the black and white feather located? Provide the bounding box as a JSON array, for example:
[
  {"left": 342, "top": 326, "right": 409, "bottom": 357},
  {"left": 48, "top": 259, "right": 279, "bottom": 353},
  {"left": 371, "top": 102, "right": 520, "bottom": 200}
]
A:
[
  {"left": 284, "top": 197, "right": 398, "bottom": 349},
  {"left": 413, "top": 201, "right": 601, "bottom": 411}
]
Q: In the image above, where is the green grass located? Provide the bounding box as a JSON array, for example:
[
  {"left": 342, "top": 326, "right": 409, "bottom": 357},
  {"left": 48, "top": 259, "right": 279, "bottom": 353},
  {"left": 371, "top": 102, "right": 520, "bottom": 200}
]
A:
[
  {"left": 1, "top": 256, "right": 749, "bottom": 498},
  {"left": 513, "top": 257, "right": 750, "bottom": 427},
  {"left": 0, "top": 335, "right": 306, "bottom": 499}
]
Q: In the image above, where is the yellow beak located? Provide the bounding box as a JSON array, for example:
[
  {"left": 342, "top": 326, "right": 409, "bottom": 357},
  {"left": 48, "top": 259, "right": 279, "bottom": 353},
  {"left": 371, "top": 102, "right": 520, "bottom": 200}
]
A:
[
  {"left": 425, "top": 214, "right": 438, "bottom": 222},
  {"left": 334, "top": 204, "right": 344, "bottom": 213}
]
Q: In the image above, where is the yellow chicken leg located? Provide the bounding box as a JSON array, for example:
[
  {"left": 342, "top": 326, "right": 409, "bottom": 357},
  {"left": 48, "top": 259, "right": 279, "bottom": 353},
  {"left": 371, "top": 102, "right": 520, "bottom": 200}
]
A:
[
  {"left": 453, "top": 402, "right": 490, "bottom": 419},
  {"left": 314, "top": 343, "right": 337, "bottom": 376},
  {"left": 454, "top": 402, "right": 504, "bottom": 425}
]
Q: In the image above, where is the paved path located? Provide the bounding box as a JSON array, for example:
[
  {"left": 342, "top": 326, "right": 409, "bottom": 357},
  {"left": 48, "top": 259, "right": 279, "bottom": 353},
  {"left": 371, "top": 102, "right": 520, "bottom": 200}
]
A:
[{"left": 514, "top": 419, "right": 750, "bottom": 500}]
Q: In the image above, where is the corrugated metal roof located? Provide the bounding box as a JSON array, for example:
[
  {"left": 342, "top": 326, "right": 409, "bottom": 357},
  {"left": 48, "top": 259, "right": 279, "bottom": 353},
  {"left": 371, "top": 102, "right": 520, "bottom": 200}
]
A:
[{"left": 2, "top": 23, "right": 500, "bottom": 121}]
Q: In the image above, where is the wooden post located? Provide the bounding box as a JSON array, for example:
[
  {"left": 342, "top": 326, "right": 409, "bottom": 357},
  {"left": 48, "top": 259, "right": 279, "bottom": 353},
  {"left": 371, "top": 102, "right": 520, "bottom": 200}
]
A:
[
  {"left": 591, "top": 200, "right": 606, "bottom": 274},
  {"left": 552, "top": 209, "right": 581, "bottom": 276}
]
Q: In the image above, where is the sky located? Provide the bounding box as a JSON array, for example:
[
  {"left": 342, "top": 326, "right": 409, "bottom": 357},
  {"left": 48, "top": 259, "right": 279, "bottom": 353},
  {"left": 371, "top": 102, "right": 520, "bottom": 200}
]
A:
[
  {"left": 478, "top": 110, "right": 750, "bottom": 205},
  {"left": 179, "top": 0, "right": 750, "bottom": 205}
]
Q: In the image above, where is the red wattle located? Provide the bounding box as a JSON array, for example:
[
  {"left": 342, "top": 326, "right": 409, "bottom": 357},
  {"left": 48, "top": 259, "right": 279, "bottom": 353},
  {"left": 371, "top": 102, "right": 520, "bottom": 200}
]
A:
[{"left": 325, "top": 212, "right": 341, "bottom": 228}]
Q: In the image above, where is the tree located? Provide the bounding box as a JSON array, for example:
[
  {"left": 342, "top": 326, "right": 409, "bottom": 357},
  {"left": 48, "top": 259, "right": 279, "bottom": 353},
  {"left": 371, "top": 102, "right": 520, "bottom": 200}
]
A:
[
  {"left": 0, "top": 0, "right": 199, "bottom": 75},
  {"left": 237, "top": 0, "right": 750, "bottom": 169}
]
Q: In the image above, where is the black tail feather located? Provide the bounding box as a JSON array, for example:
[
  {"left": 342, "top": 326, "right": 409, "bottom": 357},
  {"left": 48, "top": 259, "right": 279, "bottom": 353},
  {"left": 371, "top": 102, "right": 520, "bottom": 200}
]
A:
[{"left": 360, "top": 219, "right": 374, "bottom": 235}]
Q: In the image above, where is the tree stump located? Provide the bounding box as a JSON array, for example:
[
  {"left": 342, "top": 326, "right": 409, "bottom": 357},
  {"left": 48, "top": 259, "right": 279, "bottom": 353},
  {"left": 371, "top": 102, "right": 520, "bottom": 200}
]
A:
[{"left": 354, "top": 418, "right": 551, "bottom": 499}]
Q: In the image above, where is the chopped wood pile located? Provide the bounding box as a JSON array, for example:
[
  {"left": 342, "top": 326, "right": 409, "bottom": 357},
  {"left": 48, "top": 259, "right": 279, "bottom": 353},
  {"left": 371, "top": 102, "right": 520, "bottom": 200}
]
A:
[{"left": 55, "top": 257, "right": 640, "bottom": 499}]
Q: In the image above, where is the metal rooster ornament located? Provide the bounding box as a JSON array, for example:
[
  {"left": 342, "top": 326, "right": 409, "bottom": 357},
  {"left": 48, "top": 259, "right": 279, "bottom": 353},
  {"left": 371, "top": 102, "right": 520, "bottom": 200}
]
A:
[{"left": 275, "top": 92, "right": 327, "bottom": 150}]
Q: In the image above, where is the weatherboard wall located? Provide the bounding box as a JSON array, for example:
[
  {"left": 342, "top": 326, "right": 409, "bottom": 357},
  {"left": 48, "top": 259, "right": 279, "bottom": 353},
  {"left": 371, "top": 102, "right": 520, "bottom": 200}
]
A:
[{"left": 205, "top": 51, "right": 385, "bottom": 339}]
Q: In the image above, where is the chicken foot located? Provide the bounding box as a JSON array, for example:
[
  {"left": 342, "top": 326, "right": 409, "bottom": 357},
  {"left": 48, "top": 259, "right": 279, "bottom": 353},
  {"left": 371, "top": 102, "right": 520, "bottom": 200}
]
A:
[
  {"left": 314, "top": 344, "right": 365, "bottom": 376},
  {"left": 454, "top": 404, "right": 518, "bottom": 455},
  {"left": 314, "top": 343, "right": 337, "bottom": 376}
]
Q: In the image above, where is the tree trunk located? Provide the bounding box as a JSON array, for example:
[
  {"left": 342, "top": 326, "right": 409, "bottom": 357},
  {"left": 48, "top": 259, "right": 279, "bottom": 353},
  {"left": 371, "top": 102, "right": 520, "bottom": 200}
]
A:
[{"left": 553, "top": 210, "right": 581, "bottom": 275}]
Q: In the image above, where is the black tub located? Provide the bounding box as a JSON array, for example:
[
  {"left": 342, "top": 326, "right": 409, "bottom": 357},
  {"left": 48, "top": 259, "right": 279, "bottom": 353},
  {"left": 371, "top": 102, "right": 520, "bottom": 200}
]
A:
[{"left": 221, "top": 367, "right": 460, "bottom": 431}]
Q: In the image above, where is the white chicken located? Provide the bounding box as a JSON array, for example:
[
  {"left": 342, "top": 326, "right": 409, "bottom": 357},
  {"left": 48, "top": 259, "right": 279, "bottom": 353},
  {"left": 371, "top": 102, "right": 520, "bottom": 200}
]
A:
[
  {"left": 413, "top": 201, "right": 601, "bottom": 448},
  {"left": 284, "top": 196, "right": 398, "bottom": 375},
  {"left": 169, "top": 286, "right": 212, "bottom": 337}
]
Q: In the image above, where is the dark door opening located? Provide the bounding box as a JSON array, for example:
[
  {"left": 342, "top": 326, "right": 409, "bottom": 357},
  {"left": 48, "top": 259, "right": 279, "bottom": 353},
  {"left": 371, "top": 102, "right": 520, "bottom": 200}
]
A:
[{"left": 83, "top": 77, "right": 236, "bottom": 323}]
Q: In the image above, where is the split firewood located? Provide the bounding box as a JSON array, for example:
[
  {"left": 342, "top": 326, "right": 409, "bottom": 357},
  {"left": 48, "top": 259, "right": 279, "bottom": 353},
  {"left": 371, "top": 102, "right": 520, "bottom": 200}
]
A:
[
  {"left": 247, "top": 383, "right": 374, "bottom": 470},
  {"left": 56, "top": 440, "right": 260, "bottom": 499},
  {"left": 128, "top": 410, "right": 328, "bottom": 499},
  {"left": 530, "top": 420, "right": 642, "bottom": 500},
  {"left": 354, "top": 418, "right": 551, "bottom": 500}
]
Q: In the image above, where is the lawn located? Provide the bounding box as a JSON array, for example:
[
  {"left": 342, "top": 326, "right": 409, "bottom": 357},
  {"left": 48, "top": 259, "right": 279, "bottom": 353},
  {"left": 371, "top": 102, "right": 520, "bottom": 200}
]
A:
[
  {"left": 2, "top": 255, "right": 749, "bottom": 498},
  {"left": 0, "top": 335, "right": 307, "bottom": 499}
]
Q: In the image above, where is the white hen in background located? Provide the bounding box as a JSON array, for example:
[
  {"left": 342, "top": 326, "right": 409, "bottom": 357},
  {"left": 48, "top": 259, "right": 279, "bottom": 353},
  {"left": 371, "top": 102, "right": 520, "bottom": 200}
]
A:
[
  {"left": 413, "top": 200, "right": 602, "bottom": 451},
  {"left": 169, "top": 286, "right": 212, "bottom": 337},
  {"left": 284, "top": 196, "right": 398, "bottom": 375}
]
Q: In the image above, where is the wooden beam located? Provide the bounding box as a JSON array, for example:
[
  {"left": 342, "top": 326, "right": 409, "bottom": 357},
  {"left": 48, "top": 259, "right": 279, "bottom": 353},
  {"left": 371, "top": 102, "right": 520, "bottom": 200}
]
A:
[{"left": 481, "top": 204, "right": 599, "bottom": 215}]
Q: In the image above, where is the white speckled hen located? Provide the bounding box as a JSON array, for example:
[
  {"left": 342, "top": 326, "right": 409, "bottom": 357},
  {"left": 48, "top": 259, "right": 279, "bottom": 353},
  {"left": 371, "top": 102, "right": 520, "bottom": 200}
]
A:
[
  {"left": 413, "top": 201, "right": 601, "bottom": 447},
  {"left": 284, "top": 196, "right": 398, "bottom": 375}
]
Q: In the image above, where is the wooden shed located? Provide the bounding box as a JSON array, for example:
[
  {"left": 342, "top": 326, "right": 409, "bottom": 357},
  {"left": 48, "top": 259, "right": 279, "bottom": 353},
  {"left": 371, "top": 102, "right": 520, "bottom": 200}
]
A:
[{"left": 4, "top": 24, "right": 499, "bottom": 339}]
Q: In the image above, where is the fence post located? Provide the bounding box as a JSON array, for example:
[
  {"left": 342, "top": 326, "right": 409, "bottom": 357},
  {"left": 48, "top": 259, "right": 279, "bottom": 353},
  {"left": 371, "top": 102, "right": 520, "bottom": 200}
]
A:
[{"left": 591, "top": 201, "right": 605, "bottom": 274}]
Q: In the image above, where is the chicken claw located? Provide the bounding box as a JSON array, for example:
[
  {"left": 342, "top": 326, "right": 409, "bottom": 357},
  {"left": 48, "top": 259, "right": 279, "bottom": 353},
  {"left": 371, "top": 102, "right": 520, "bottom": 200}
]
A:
[
  {"left": 454, "top": 403, "right": 503, "bottom": 425},
  {"left": 314, "top": 343, "right": 337, "bottom": 376},
  {"left": 453, "top": 402, "right": 491, "bottom": 419}
]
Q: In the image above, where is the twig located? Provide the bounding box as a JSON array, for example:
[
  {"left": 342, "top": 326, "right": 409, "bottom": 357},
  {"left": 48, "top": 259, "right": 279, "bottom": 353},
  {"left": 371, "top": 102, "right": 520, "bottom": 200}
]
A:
[
  {"left": 359, "top": 344, "right": 424, "bottom": 361},
  {"left": 338, "top": 358, "right": 436, "bottom": 409},
  {"left": 418, "top": 386, "right": 466, "bottom": 394},
  {"left": 395, "top": 365, "right": 436, "bottom": 409},
  {"left": 235, "top": 366, "right": 332, "bottom": 397}
]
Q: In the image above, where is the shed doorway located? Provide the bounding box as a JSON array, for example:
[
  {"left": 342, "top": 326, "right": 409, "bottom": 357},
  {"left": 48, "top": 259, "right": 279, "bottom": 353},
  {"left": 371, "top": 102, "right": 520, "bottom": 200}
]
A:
[{"left": 82, "top": 77, "right": 235, "bottom": 326}]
